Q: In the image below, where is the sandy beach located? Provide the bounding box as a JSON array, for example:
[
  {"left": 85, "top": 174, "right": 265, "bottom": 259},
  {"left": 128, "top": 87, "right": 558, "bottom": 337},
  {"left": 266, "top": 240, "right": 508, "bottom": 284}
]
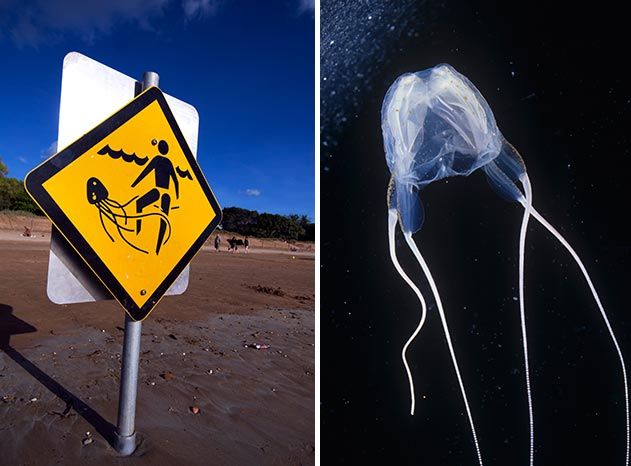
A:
[{"left": 0, "top": 225, "right": 315, "bottom": 465}]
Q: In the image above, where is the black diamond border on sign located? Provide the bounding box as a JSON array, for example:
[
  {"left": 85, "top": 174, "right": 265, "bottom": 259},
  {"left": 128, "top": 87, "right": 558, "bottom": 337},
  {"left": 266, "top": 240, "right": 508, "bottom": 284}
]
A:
[{"left": 24, "top": 86, "right": 222, "bottom": 321}]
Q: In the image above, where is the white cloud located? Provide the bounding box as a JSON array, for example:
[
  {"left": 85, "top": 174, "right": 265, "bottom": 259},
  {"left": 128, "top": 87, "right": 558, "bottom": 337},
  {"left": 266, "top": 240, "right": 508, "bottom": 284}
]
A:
[
  {"left": 9, "top": 0, "right": 170, "bottom": 47},
  {"left": 41, "top": 140, "right": 57, "bottom": 159},
  {"left": 297, "top": 0, "right": 315, "bottom": 13},
  {"left": 11, "top": 16, "right": 41, "bottom": 49},
  {"left": 182, "top": 0, "right": 219, "bottom": 19},
  {"left": 4, "top": 0, "right": 217, "bottom": 48},
  {"left": 17, "top": 156, "right": 28, "bottom": 164},
  {"left": 245, "top": 188, "right": 261, "bottom": 197}
]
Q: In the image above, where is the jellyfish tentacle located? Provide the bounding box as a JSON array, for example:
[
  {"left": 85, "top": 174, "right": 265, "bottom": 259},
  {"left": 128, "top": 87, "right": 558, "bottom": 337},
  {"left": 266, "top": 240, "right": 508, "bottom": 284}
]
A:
[
  {"left": 518, "top": 174, "right": 535, "bottom": 466},
  {"left": 388, "top": 209, "right": 428, "bottom": 415},
  {"left": 114, "top": 208, "right": 173, "bottom": 242},
  {"left": 98, "top": 209, "right": 115, "bottom": 242},
  {"left": 99, "top": 201, "right": 172, "bottom": 253},
  {"left": 118, "top": 195, "right": 139, "bottom": 209},
  {"left": 104, "top": 198, "right": 129, "bottom": 225},
  {"left": 106, "top": 205, "right": 171, "bottom": 238},
  {"left": 105, "top": 205, "right": 137, "bottom": 231},
  {"left": 99, "top": 201, "right": 120, "bottom": 224},
  {"left": 115, "top": 223, "right": 149, "bottom": 254},
  {"left": 522, "top": 187, "right": 630, "bottom": 466},
  {"left": 100, "top": 202, "right": 135, "bottom": 232},
  {"left": 98, "top": 202, "right": 121, "bottom": 230},
  {"left": 403, "top": 232, "right": 484, "bottom": 466},
  {"left": 104, "top": 198, "right": 122, "bottom": 209},
  {"left": 108, "top": 210, "right": 149, "bottom": 255},
  {"left": 116, "top": 228, "right": 149, "bottom": 254},
  {"left": 130, "top": 209, "right": 172, "bottom": 244},
  {"left": 99, "top": 202, "right": 149, "bottom": 253}
]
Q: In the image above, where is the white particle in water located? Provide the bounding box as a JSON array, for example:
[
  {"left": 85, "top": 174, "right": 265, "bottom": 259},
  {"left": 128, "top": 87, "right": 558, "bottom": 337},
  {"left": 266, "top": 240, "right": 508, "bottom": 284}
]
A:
[{"left": 322, "top": 0, "right": 423, "bottom": 145}]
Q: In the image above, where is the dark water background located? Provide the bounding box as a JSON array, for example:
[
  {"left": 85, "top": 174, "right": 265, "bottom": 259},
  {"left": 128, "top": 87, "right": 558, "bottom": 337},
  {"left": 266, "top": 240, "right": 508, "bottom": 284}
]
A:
[{"left": 321, "top": 1, "right": 630, "bottom": 464}]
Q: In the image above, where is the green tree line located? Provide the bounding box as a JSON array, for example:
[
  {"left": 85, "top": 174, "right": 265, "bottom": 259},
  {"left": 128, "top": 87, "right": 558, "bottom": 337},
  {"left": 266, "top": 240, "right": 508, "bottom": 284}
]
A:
[
  {"left": 0, "top": 158, "right": 42, "bottom": 214},
  {"left": 221, "top": 207, "right": 314, "bottom": 241},
  {"left": 1, "top": 158, "right": 314, "bottom": 240}
]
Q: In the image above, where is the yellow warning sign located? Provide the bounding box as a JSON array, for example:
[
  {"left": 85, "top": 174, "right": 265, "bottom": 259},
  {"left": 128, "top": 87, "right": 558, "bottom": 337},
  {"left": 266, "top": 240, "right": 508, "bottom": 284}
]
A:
[{"left": 25, "top": 87, "right": 222, "bottom": 321}]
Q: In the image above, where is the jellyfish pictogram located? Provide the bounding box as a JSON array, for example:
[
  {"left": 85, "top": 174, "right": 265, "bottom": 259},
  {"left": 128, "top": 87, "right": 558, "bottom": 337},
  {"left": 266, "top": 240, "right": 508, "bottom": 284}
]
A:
[{"left": 86, "top": 177, "right": 171, "bottom": 255}]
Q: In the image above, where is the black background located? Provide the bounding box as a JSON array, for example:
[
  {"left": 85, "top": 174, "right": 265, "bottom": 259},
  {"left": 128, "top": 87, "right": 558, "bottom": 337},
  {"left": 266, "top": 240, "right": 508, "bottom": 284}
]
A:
[{"left": 322, "top": 1, "right": 630, "bottom": 465}]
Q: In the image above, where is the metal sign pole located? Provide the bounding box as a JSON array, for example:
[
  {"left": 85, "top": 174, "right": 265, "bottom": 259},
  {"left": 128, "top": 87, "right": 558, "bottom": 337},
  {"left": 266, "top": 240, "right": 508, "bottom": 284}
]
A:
[{"left": 113, "top": 71, "right": 160, "bottom": 456}]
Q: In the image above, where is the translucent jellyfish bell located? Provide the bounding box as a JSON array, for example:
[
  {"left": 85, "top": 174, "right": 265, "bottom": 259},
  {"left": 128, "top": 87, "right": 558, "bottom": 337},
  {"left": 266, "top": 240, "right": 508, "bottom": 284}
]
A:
[{"left": 382, "top": 63, "right": 525, "bottom": 232}]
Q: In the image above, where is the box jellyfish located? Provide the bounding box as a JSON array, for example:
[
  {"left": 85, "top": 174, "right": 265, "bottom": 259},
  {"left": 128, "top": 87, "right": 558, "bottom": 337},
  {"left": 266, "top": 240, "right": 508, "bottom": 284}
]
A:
[{"left": 382, "top": 63, "right": 629, "bottom": 466}]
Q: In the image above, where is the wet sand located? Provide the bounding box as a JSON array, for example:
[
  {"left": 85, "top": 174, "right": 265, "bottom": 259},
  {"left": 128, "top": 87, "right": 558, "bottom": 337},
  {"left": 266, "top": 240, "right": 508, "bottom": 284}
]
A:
[{"left": 0, "top": 235, "right": 315, "bottom": 465}]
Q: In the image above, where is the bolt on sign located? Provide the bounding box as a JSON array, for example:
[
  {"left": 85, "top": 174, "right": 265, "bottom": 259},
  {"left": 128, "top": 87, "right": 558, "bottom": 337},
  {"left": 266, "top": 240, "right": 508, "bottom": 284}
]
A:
[{"left": 25, "top": 87, "right": 222, "bottom": 321}]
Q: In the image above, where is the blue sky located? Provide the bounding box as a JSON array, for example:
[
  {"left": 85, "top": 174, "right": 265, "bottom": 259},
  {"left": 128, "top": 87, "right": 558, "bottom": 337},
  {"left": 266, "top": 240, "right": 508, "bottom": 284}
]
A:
[{"left": 0, "top": 0, "right": 315, "bottom": 219}]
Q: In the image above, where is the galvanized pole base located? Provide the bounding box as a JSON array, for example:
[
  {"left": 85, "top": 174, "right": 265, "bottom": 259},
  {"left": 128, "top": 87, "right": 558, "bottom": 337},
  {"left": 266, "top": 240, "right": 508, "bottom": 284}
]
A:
[
  {"left": 113, "top": 314, "right": 142, "bottom": 455},
  {"left": 113, "top": 70, "right": 160, "bottom": 456},
  {"left": 113, "top": 432, "right": 137, "bottom": 456}
]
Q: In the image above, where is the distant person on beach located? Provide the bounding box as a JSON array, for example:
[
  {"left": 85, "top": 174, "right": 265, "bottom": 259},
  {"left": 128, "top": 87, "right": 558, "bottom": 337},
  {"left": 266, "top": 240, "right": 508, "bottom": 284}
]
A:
[
  {"left": 244, "top": 237, "right": 249, "bottom": 254},
  {"left": 214, "top": 234, "right": 221, "bottom": 252},
  {"left": 228, "top": 236, "right": 238, "bottom": 253}
]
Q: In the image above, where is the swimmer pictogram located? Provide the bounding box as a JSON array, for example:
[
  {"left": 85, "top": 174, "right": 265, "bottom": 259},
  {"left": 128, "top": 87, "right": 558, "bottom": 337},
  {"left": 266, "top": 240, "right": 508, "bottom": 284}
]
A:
[{"left": 93, "top": 139, "right": 192, "bottom": 255}]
